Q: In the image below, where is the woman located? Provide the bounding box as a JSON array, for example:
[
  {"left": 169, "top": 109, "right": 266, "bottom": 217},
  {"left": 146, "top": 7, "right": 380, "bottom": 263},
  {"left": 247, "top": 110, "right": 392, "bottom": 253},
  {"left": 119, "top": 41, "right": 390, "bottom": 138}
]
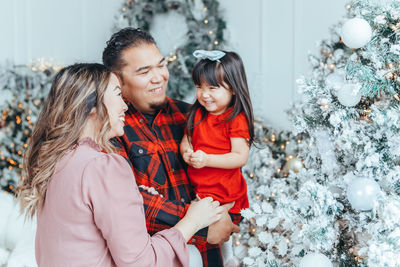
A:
[{"left": 17, "top": 63, "right": 223, "bottom": 267}]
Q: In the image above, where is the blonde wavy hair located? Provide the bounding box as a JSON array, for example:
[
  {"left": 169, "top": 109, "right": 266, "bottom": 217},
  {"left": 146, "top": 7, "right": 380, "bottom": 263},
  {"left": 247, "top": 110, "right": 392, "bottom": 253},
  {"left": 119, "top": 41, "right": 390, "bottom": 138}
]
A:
[{"left": 17, "top": 63, "right": 114, "bottom": 219}]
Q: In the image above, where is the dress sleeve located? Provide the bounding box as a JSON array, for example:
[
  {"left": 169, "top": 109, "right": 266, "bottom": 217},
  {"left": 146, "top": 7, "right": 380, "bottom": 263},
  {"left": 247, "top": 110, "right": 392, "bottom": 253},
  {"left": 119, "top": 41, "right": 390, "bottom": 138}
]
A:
[
  {"left": 228, "top": 112, "right": 250, "bottom": 139},
  {"left": 81, "top": 153, "right": 189, "bottom": 267}
]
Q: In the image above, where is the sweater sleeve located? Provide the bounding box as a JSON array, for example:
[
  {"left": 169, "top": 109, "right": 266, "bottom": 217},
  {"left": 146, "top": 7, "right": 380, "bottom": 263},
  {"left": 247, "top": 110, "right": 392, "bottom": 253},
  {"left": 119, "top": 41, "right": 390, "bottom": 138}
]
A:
[{"left": 81, "top": 153, "right": 189, "bottom": 267}]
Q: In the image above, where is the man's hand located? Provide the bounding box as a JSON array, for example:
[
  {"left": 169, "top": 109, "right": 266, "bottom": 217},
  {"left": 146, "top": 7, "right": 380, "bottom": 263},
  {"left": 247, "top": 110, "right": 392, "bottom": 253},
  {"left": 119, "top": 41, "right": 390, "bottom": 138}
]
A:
[
  {"left": 206, "top": 202, "right": 240, "bottom": 244},
  {"left": 139, "top": 185, "right": 163, "bottom": 197},
  {"left": 190, "top": 150, "right": 208, "bottom": 169}
]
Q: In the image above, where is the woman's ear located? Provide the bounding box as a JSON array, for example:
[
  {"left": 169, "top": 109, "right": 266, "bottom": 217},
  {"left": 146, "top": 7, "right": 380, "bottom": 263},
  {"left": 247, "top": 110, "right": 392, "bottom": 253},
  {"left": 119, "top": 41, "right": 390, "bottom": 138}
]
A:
[{"left": 88, "top": 107, "right": 97, "bottom": 116}]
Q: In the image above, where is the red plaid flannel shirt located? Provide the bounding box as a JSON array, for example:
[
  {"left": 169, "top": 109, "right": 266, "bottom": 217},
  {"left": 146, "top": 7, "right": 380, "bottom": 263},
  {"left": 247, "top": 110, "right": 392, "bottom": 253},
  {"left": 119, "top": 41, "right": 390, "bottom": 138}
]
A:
[{"left": 113, "top": 97, "right": 223, "bottom": 266}]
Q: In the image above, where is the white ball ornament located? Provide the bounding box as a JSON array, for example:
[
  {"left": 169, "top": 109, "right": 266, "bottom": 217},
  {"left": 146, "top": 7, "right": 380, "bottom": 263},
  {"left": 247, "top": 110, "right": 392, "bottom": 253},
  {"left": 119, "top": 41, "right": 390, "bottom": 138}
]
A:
[
  {"left": 326, "top": 73, "right": 344, "bottom": 88},
  {"left": 325, "top": 73, "right": 345, "bottom": 95},
  {"left": 299, "top": 253, "right": 333, "bottom": 267},
  {"left": 346, "top": 178, "right": 381, "bottom": 211},
  {"left": 336, "top": 83, "right": 362, "bottom": 107},
  {"left": 283, "top": 157, "right": 303, "bottom": 173},
  {"left": 341, "top": 18, "right": 372, "bottom": 49}
]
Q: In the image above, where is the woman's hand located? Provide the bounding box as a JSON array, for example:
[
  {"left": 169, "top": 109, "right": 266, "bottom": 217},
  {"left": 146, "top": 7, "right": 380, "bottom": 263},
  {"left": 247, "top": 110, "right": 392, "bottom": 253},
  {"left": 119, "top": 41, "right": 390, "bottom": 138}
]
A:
[
  {"left": 185, "top": 197, "right": 224, "bottom": 231},
  {"left": 174, "top": 197, "right": 224, "bottom": 241}
]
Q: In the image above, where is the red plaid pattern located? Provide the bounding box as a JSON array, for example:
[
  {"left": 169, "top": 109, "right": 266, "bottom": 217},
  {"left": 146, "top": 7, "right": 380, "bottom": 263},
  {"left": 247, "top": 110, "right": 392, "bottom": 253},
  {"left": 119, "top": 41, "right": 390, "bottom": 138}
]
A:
[{"left": 113, "top": 97, "right": 223, "bottom": 266}]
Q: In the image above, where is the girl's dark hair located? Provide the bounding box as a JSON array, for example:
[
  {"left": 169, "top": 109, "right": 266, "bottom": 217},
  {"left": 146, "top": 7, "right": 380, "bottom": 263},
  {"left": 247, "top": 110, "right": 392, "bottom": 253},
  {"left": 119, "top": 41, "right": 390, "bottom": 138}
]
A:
[{"left": 187, "top": 51, "right": 255, "bottom": 147}]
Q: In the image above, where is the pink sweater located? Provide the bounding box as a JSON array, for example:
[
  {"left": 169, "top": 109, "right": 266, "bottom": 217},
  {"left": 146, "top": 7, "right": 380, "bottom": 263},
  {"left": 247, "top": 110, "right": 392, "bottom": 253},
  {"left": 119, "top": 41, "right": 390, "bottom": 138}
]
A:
[{"left": 35, "top": 138, "right": 189, "bottom": 267}]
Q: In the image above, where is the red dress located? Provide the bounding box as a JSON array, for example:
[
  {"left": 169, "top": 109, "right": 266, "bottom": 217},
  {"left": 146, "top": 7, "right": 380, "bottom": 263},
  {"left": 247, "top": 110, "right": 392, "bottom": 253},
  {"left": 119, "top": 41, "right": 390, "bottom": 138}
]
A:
[{"left": 187, "top": 108, "right": 249, "bottom": 215}]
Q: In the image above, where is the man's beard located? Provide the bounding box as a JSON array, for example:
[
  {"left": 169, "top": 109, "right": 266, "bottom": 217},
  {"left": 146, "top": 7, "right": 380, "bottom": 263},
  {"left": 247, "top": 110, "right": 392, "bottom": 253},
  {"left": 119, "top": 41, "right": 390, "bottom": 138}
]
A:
[{"left": 149, "top": 96, "right": 168, "bottom": 111}]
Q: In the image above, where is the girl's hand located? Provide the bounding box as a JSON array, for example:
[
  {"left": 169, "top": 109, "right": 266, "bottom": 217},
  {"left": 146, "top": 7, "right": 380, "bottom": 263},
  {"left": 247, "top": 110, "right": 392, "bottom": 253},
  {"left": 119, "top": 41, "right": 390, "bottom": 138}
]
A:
[
  {"left": 138, "top": 185, "right": 163, "bottom": 197},
  {"left": 185, "top": 197, "right": 224, "bottom": 231},
  {"left": 182, "top": 148, "right": 194, "bottom": 165},
  {"left": 190, "top": 150, "right": 208, "bottom": 168}
]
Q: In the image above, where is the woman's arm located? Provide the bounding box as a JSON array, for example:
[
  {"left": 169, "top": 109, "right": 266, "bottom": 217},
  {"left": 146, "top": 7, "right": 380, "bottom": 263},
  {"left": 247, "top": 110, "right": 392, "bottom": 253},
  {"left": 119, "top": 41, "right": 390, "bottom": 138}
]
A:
[
  {"left": 190, "top": 137, "right": 249, "bottom": 169},
  {"left": 83, "top": 154, "right": 222, "bottom": 267}
]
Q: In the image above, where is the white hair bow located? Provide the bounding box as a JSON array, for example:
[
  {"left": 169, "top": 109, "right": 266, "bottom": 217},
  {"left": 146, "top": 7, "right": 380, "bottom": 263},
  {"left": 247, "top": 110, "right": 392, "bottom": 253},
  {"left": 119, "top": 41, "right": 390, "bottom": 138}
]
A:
[{"left": 193, "top": 50, "right": 226, "bottom": 62}]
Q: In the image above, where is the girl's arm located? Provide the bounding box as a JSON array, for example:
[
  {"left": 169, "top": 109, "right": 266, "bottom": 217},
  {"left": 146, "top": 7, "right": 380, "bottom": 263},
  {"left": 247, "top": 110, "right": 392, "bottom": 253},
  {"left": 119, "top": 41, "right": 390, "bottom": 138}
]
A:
[
  {"left": 180, "top": 134, "right": 193, "bottom": 165},
  {"left": 190, "top": 137, "right": 249, "bottom": 169}
]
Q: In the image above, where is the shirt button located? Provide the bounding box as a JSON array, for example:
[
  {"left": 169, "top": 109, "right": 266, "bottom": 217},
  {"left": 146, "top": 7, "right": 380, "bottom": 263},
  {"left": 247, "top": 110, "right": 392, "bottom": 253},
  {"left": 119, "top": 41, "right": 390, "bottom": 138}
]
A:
[
  {"left": 139, "top": 118, "right": 144, "bottom": 123},
  {"left": 138, "top": 149, "right": 143, "bottom": 154},
  {"left": 181, "top": 198, "right": 185, "bottom": 202},
  {"left": 191, "top": 238, "right": 196, "bottom": 243}
]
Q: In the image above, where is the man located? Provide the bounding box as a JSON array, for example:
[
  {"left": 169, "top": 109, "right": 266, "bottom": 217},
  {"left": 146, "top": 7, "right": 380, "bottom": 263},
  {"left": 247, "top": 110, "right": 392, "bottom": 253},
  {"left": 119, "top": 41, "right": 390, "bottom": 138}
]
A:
[{"left": 102, "top": 27, "right": 239, "bottom": 266}]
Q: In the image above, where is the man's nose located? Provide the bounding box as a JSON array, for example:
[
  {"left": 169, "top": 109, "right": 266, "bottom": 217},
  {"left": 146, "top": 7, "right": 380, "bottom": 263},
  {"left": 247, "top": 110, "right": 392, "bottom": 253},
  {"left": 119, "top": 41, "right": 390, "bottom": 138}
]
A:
[{"left": 150, "top": 68, "right": 163, "bottom": 83}]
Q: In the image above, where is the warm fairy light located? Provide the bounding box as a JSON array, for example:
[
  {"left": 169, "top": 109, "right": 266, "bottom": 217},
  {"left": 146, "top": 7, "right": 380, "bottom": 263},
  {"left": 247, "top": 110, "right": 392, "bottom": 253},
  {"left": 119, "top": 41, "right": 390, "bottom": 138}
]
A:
[
  {"left": 297, "top": 139, "right": 302, "bottom": 143},
  {"left": 281, "top": 144, "right": 285, "bottom": 149},
  {"left": 269, "top": 160, "right": 274, "bottom": 164},
  {"left": 251, "top": 227, "right": 256, "bottom": 234},
  {"left": 16, "top": 116, "right": 21, "bottom": 124},
  {"left": 256, "top": 195, "right": 261, "bottom": 199},
  {"left": 322, "top": 49, "right": 328, "bottom": 55},
  {"left": 8, "top": 166, "right": 13, "bottom": 170},
  {"left": 277, "top": 168, "right": 281, "bottom": 173},
  {"left": 208, "top": 30, "right": 213, "bottom": 35},
  {"left": 286, "top": 141, "right": 290, "bottom": 145},
  {"left": 271, "top": 193, "right": 276, "bottom": 197},
  {"left": 204, "top": 19, "right": 208, "bottom": 24},
  {"left": 266, "top": 197, "right": 270, "bottom": 201},
  {"left": 18, "top": 103, "right": 23, "bottom": 108},
  {"left": 392, "top": 25, "right": 398, "bottom": 31},
  {"left": 214, "top": 40, "right": 218, "bottom": 45},
  {"left": 203, "top": 7, "right": 207, "bottom": 11},
  {"left": 235, "top": 240, "right": 241, "bottom": 246},
  {"left": 122, "top": 7, "right": 126, "bottom": 12},
  {"left": 286, "top": 239, "right": 290, "bottom": 243},
  {"left": 249, "top": 173, "right": 254, "bottom": 178},
  {"left": 328, "top": 63, "right": 335, "bottom": 71},
  {"left": 264, "top": 137, "right": 269, "bottom": 142},
  {"left": 388, "top": 63, "right": 394, "bottom": 69},
  {"left": 346, "top": 4, "right": 351, "bottom": 9}
]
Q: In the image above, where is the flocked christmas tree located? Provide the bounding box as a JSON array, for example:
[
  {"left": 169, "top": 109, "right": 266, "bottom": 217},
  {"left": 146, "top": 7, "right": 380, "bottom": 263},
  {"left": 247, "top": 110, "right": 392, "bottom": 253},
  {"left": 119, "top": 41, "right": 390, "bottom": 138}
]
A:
[{"left": 236, "top": 0, "right": 400, "bottom": 266}]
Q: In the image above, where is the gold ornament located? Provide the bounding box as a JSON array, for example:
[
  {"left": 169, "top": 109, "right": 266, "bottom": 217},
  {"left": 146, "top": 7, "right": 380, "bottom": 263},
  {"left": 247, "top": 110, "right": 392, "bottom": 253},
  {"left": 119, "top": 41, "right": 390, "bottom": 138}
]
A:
[
  {"left": 385, "top": 72, "right": 397, "bottom": 80},
  {"left": 283, "top": 157, "right": 303, "bottom": 173}
]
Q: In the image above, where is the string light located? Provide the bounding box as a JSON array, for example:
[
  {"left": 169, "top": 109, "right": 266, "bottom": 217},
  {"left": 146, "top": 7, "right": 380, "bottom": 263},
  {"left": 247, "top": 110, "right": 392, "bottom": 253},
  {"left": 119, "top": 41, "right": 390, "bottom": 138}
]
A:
[
  {"left": 214, "top": 40, "right": 218, "bottom": 45},
  {"left": 204, "top": 19, "right": 208, "bottom": 24},
  {"left": 208, "top": 30, "right": 213, "bottom": 35},
  {"left": 346, "top": 4, "right": 351, "bottom": 9}
]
